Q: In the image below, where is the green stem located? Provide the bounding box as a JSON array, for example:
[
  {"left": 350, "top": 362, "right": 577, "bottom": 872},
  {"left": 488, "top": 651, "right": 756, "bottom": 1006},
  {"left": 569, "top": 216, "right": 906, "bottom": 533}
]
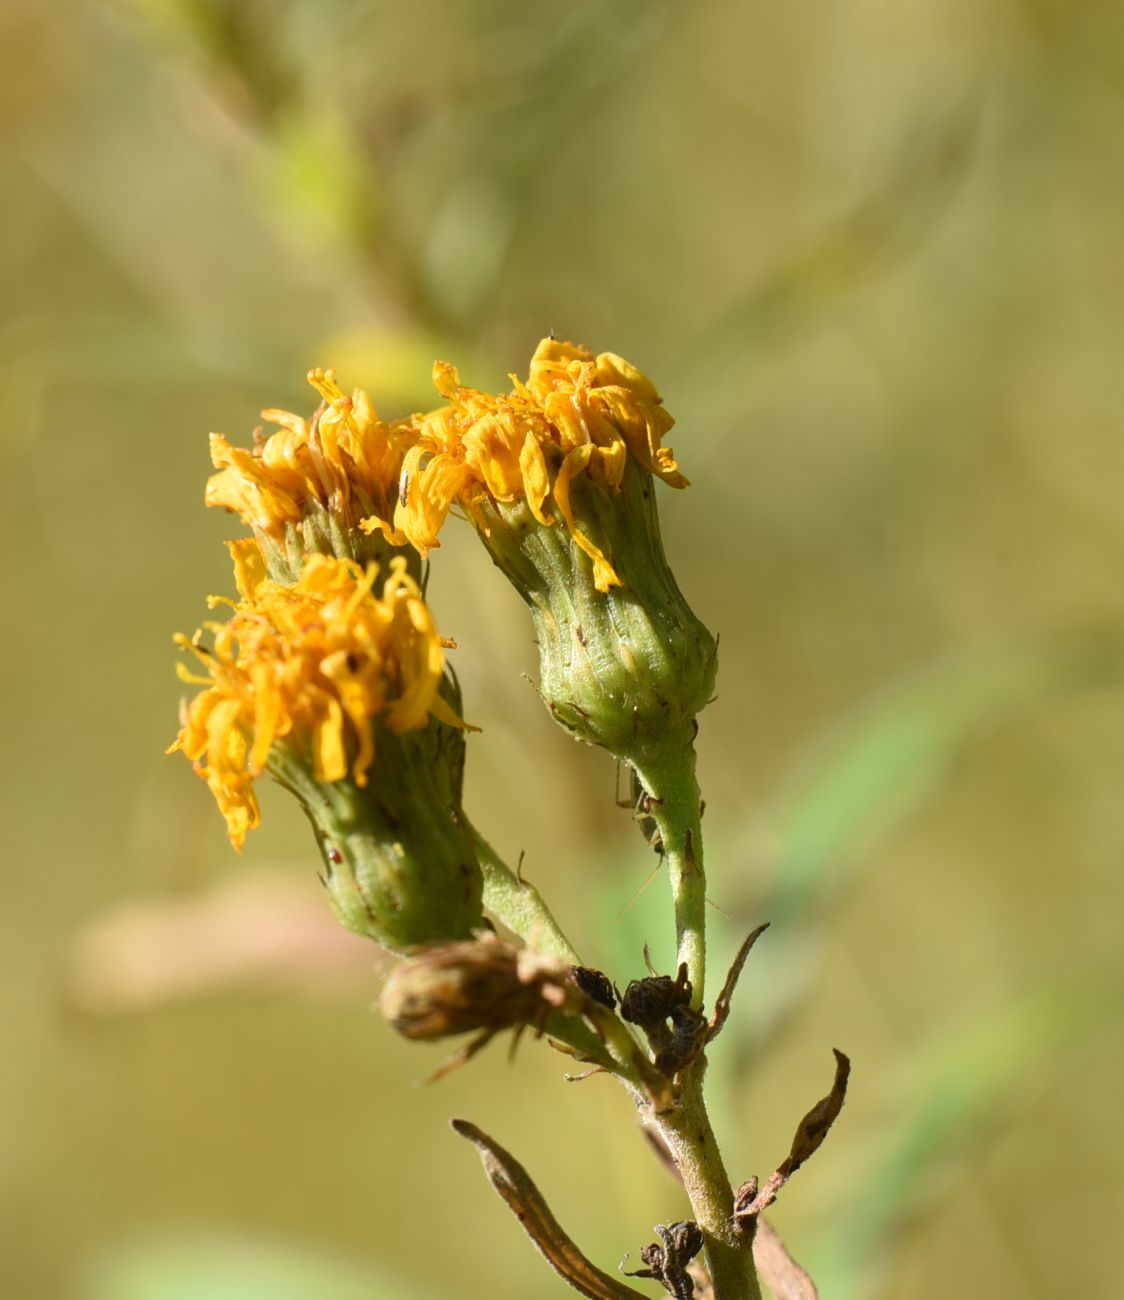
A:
[
  {"left": 469, "top": 825, "right": 581, "bottom": 964},
  {"left": 634, "top": 739, "right": 761, "bottom": 1300},
  {"left": 650, "top": 1065, "right": 761, "bottom": 1300},
  {"left": 632, "top": 740, "right": 707, "bottom": 1006},
  {"left": 469, "top": 824, "right": 655, "bottom": 1094}
]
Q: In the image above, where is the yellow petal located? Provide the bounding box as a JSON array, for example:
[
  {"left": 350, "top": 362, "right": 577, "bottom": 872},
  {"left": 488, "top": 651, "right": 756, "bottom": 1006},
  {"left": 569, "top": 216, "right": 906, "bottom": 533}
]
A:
[
  {"left": 518, "top": 431, "right": 554, "bottom": 526},
  {"left": 313, "top": 697, "right": 347, "bottom": 783},
  {"left": 553, "top": 446, "right": 620, "bottom": 592},
  {"left": 225, "top": 538, "right": 268, "bottom": 600},
  {"left": 396, "top": 450, "right": 469, "bottom": 553}
]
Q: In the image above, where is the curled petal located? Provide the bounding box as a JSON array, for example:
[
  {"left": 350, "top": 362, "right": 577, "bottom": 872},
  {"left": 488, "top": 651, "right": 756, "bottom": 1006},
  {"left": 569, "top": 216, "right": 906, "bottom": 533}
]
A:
[
  {"left": 554, "top": 447, "right": 621, "bottom": 592},
  {"left": 171, "top": 550, "right": 466, "bottom": 846}
]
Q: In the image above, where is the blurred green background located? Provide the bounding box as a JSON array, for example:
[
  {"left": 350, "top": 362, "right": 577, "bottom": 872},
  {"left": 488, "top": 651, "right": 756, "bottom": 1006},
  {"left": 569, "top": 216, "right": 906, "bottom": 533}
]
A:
[{"left": 3, "top": 1, "right": 1124, "bottom": 1297}]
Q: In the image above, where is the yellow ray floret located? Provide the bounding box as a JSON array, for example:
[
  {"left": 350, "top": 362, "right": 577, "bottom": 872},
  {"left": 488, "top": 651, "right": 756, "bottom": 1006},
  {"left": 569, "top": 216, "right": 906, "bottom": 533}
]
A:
[
  {"left": 380, "top": 337, "right": 686, "bottom": 591},
  {"left": 206, "top": 369, "right": 410, "bottom": 545},
  {"left": 169, "top": 541, "right": 464, "bottom": 850}
]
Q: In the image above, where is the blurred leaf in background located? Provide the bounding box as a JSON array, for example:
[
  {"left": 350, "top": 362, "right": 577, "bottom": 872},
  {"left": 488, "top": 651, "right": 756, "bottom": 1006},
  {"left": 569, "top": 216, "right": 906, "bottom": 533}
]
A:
[{"left": 82, "top": 1235, "right": 435, "bottom": 1300}]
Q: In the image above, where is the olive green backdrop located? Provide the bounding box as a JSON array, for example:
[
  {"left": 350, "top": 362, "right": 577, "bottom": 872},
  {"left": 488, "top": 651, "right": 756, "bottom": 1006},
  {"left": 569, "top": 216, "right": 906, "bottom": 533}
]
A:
[{"left": 3, "top": 2, "right": 1123, "bottom": 1297}]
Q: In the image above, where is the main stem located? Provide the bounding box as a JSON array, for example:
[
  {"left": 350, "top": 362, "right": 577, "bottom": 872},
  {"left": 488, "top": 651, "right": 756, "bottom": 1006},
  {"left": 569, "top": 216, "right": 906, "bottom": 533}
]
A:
[
  {"left": 633, "top": 740, "right": 762, "bottom": 1300},
  {"left": 651, "top": 1063, "right": 760, "bottom": 1300}
]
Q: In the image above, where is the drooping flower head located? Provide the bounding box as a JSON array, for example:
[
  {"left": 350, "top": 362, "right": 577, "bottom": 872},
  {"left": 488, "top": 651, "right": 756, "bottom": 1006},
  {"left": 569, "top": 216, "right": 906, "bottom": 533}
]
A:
[
  {"left": 385, "top": 337, "right": 687, "bottom": 592},
  {"left": 206, "top": 369, "right": 417, "bottom": 583},
  {"left": 382, "top": 338, "right": 716, "bottom": 766},
  {"left": 170, "top": 543, "right": 483, "bottom": 949}
]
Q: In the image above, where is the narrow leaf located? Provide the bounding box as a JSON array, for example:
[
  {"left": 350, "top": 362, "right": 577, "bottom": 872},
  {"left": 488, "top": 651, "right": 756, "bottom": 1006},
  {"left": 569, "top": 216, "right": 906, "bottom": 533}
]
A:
[
  {"left": 784, "top": 1048, "right": 851, "bottom": 1173},
  {"left": 708, "top": 922, "right": 770, "bottom": 1042},
  {"left": 752, "top": 1218, "right": 819, "bottom": 1300},
  {"left": 452, "top": 1120, "right": 648, "bottom": 1300},
  {"left": 736, "top": 1050, "right": 851, "bottom": 1220}
]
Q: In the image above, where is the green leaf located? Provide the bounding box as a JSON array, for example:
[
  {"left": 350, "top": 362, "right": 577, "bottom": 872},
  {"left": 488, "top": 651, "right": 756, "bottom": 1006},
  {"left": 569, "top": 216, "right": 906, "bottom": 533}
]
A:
[
  {"left": 720, "top": 629, "right": 1124, "bottom": 1038},
  {"left": 762, "top": 632, "right": 1123, "bottom": 908},
  {"left": 806, "top": 958, "right": 1124, "bottom": 1300}
]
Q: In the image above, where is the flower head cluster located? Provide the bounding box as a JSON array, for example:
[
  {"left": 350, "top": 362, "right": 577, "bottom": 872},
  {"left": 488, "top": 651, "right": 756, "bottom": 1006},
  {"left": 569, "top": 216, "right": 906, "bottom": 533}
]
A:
[
  {"left": 170, "top": 541, "right": 462, "bottom": 850},
  {"left": 206, "top": 369, "right": 413, "bottom": 580},
  {"left": 203, "top": 340, "right": 684, "bottom": 598},
  {"left": 384, "top": 337, "right": 686, "bottom": 591},
  {"left": 173, "top": 337, "right": 712, "bottom": 891}
]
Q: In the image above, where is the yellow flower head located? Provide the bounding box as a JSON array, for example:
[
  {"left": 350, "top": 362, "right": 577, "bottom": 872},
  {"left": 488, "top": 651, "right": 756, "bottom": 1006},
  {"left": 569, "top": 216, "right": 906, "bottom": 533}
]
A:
[
  {"left": 384, "top": 338, "right": 686, "bottom": 591},
  {"left": 169, "top": 541, "right": 463, "bottom": 850},
  {"left": 206, "top": 369, "right": 412, "bottom": 577}
]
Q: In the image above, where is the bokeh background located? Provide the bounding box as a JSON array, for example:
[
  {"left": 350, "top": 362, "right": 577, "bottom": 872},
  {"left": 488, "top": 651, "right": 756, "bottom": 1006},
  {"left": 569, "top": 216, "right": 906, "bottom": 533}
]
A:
[{"left": 4, "top": 1, "right": 1124, "bottom": 1297}]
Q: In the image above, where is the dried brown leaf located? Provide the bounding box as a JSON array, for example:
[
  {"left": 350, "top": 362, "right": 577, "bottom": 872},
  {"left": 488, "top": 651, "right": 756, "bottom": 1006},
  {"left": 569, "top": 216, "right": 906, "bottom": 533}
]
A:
[
  {"left": 783, "top": 1048, "right": 850, "bottom": 1174},
  {"left": 707, "top": 923, "right": 770, "bottom": 1043},
  {"left": 452, "top": 1119, "right": 648, "bottom": 1300},
  {"left": 752, "top": 1217, "right": 819, "bottom": 1300},
  {"left": 734, "top": 1049, "right": 851, "bottom": 1222}
]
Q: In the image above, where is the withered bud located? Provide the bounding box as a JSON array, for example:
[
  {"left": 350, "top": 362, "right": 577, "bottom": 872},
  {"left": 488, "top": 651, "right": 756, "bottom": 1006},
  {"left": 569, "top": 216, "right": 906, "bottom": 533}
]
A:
[
  {"left": 652, "top": 1004, "right": 708, "bottom": 1077},
  {"left": 620, "top": 962, "right": 705, "bottom": 1076},
  {"left": 379, "top": 933, "right": 585, "bottom": 1042},
  {"left": 571, "top": 966, "right": 617, "bottom": 1010},
  {"left": 619, "top": 963, "right": 703, "bottom": 1076},
  {"left": 620, "top": 963, "right": 692, "bottom": 1030},
  {"left": 623, "top": 1221, "right": 704, "bottom": 1299}
]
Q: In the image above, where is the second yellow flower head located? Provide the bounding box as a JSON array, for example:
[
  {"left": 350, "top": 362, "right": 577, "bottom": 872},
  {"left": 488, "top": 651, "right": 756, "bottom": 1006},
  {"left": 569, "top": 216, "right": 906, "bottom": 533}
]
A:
[{"left": 171, "top": 542, "right": 463, "bottom": 850}]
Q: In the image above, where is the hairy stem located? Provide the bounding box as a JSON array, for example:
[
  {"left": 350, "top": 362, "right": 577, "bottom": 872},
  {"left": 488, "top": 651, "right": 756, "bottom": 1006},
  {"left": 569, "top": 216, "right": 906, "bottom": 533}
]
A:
[
  {"left": 632, "top": 740, "right": 707, "bottom": 1006},
  {"left": 470, "top": 825, "right": 582, "bottom": 964},
  {"left": 650, "top": 1064, "right": 761, "bottom": 1300},
  {"left": 634, "top": 738, "right": 762, "bottom": 1300},
  {"left": 470, "top": 824, "right": 655, "bottom": 1095}
]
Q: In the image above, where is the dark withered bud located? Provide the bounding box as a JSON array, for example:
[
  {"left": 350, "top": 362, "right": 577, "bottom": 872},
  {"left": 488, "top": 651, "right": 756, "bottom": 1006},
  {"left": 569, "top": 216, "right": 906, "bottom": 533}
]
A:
[
  {"left": 623, "top": 1221, "right": 704, "bottom": 1299},
  {"left": 620, "top": 962, "right": 706, "bottom": 1076},
  {"left": 379, "top": 933, "right": 584, "bottom": 1042},
  {"left": 733, "top": 1177, "right": 759, "bottom": 1219},
  {"left": 570, "top": 966, "right": 616, "bottom": 1010},
  {"left": 652, "top": 1004, "right": 708, "bottom": 1077},
  {"left": 620, "top": 963, "right": 692, "bottom": 1030}
]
